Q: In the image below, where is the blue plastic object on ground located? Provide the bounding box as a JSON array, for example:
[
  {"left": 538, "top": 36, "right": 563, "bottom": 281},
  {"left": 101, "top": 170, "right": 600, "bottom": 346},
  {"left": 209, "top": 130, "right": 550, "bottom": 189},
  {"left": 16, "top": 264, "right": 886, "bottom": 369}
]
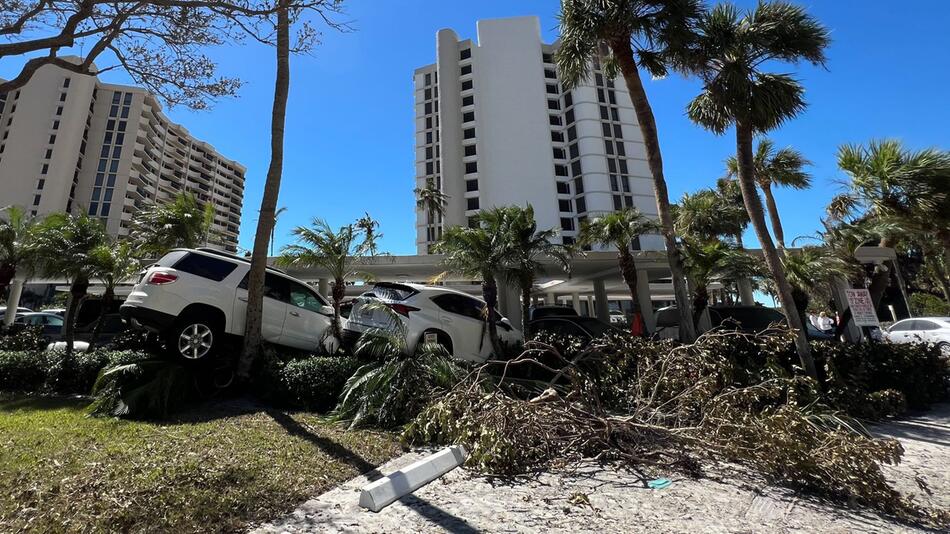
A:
[{"left": 648, "top": 478, "right": 672, "bottom": 490}]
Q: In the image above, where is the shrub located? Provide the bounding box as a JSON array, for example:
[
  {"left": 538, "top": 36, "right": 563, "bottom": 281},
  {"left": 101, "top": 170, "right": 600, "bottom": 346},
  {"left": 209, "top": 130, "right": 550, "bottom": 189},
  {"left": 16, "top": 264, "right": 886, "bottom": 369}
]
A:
[
  {"left": 278, "top": 355, "right": 362, "bottom": 412},
  {"left": 0, "top": 348, "right": 150, "bottom": 395},
  {"left": 0, "top": 351, "right": 47, "bottom": 392},
  {"left": 909, "top": 292, "right": 950, "bottom": 316},
  {"left": 0, "top": 326, "right": 47, "bottom": 352},
  {"left": 89, "top": 359, "right": 192, "bottom": 418}
]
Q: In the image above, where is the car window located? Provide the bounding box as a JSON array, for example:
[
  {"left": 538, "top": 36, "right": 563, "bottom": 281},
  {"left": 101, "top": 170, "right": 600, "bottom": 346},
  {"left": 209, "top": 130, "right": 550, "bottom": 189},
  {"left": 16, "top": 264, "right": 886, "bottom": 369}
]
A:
[
  {"left": 574, "top": 318, "right": 614, "bottom": 338},
  {"left": 288, "top": 280, "right": 327, "bottom": 313},
  {"left": 174, "top": 253, "right": 238, "bottom": 282},
  {"left": 238, "top": 272, "right": 291, "bottom": 303},
  {"left": 914, "top": 320, "right": 937, "bottom": 331},
  {"left": 534, "top": 319, "right": 588, "bottom": 338},
  {"left": 432, "top": 294, "right": 485, "bottom": 321},
  {"left": 45, "top": 315, "right": 64, "bottom": 326},
  {"left": 889, "top": 320, "right": 912, "bottom": 332},
  {"left": 713, "top": 307, "right": 786, "bottom": 330}
]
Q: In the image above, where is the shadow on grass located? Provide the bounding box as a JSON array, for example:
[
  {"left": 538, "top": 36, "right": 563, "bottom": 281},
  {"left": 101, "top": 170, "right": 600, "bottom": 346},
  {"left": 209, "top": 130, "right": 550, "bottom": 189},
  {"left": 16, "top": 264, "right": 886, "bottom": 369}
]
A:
[
  {"left": 265, "top": 409, "right": 385, "bottom": 482},
  {"left": 0, "top": 394, "right": 86, "bottom": 413}
]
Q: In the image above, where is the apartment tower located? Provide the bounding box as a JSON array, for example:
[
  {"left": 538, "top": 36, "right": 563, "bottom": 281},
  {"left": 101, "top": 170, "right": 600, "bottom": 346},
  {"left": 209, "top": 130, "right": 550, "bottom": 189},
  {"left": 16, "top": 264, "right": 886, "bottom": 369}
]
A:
[
  {"left": 413, "top": 16, "right": 662, "bottom": 254},
  {"left": 0, "top": 58, "right": 245, "bottom": 251}
]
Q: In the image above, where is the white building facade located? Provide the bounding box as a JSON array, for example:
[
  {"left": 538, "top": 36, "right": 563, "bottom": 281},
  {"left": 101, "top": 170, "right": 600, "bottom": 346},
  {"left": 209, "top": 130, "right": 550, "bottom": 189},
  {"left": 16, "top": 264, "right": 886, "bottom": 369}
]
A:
[
  {"left": 0, "top": 59, "right": 245, "bottom": 251},
  {"left": 413, "top": 16, "right": 662, "bottom": 254}
]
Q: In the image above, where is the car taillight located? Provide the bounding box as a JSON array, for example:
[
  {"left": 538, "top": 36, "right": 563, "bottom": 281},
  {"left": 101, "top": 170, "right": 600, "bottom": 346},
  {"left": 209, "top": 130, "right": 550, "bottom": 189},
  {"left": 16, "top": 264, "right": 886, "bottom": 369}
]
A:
[
  {"left": 387, "top": 303, "right": 419, "bottom": 317},
  {"left": 147, "top": 272, "right": 178, "bottom": 285}
]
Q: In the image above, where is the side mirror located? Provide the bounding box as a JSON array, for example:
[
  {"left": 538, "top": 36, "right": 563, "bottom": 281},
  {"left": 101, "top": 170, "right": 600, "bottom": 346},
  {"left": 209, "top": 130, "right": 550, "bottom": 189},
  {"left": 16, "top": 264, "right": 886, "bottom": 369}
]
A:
[{"left": 320, "top": 305, "right": 334, "bottom": 316}]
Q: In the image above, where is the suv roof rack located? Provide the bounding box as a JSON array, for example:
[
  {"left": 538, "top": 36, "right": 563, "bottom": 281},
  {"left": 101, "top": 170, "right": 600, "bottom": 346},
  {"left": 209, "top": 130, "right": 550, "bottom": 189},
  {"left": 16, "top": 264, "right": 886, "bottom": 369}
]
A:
[{"left": 193, "top": 247, "right": 287, "bottom": 274}]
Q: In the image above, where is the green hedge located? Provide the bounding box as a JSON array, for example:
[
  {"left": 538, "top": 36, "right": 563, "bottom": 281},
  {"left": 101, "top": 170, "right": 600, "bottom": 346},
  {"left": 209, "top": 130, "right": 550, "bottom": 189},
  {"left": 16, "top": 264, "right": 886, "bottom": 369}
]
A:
[
  {"left": 0, "top": 349, "right": 150, "bottom": 395},
  {"left": 276, "top": 356, "right": 362, "bottom": 412}
]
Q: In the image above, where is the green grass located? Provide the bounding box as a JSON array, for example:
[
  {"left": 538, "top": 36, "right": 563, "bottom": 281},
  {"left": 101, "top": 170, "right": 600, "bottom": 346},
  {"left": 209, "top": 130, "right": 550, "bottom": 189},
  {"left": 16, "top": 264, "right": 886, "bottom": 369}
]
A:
[{"left": 0, "top": 393, "right": 401, "bottom": 533}]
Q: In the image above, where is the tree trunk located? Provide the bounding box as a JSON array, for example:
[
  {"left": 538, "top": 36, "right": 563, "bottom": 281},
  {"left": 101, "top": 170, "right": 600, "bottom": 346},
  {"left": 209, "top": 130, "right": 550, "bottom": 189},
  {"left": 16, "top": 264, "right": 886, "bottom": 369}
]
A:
[
  {"left": 331, "top": 278, "right": 345, "bottom": 341},
  {"left": 520, "top": 276, "right": 533, "bottom": 339},
  {"left": 64, "top": 276, "right": 89, "bottom": 358},
  {"left": 237, "top": 0, "right": 290, "bottom": 380},
  {"left": 481, "top": 274, "right": 503, "bottom": 356},
  {"left": 610, "top": 39, "right": 695, "bottom": 343},
  {"left": 87, "top": 286, "right": 113, "bottom": 351},
  {"left": 735, "top": 123, "right": 816, "bottom": 378},
  {"left": 760, "top": 182, "right": 787, "bottom": 253},
  {"left": 618, "top": 250, "right": 646, "bottom": 337}
]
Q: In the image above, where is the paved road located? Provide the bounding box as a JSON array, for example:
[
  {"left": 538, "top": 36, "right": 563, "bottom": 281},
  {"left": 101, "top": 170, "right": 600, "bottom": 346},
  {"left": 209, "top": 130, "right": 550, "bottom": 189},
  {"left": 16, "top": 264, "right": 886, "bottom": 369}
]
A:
[{"left": 254, "top": 404, "right": 950, "bottom": 533}]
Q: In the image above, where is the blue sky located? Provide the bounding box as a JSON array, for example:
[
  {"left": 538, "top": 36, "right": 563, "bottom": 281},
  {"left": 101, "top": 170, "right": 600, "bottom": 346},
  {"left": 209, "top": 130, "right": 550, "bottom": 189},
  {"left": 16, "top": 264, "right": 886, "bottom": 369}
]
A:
[{"left": 4, "top": 1, "right": 949, "bottom": 255}]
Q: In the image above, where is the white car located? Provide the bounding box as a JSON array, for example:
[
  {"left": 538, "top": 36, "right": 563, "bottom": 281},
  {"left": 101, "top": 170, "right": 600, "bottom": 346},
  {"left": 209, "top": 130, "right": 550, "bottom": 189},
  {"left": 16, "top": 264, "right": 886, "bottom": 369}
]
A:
[
  {"left": 343, "top": 282, "right": 522, "bottom": 362},
  {"left": 121, "top": 248, "right": 334, "bottom": 360},
  {"left": 882, "top": 317, "right": 950, "bottom": 357}
]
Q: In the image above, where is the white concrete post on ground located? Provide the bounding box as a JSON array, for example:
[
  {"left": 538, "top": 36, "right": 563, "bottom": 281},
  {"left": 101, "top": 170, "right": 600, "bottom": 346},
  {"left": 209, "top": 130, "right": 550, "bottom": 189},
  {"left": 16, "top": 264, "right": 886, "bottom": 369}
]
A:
[
  {"left": 318, "top": 278, "right": 329, "bottom": 297},
  {"left": 4, "top": 277, "right": 25, "bottom": 326},
  {"left": 571, "top": 293, "right": 581, "bottom": 314},
  {"left": 593, "top": 278, "right": 610, "bottom": 323},
  {"left": 738, "top": 278, "right": 755, "bottom": 306},
  {"left": 586, "top": 295, "right": 594, "bottom": 317},
  {"left": 636, "top": 269, "right": 656, "bottom": 333}
]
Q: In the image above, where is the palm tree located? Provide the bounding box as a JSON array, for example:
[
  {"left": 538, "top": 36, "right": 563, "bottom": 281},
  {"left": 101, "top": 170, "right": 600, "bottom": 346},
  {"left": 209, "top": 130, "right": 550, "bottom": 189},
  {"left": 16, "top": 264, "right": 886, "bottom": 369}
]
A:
[
  {"left": 578, "top": 208, "right": 660, "bottom": 336},
  {"left": 276, "top": 218, "right": 375, "bottom": 341},
  {"left": 31, "top": 212, "right": 108, "bottom": 356},
  {"left": 0, "top": 206, "right": 39, "bottom": 324},
  {"left": 682, "top": 1, "right": 829, "bottom": 378},
  {"left": 415, "top": 178, "right": 449, "bottom": 251},
  {"left": 674, "top": 189, "right": 746, "bottom": 244},
  {"left": 239, "top": 0, "right": 291, "bottom": 380},
  {"left": 680, "top": 237, "right": 762, "bottom": 330},
  {"left": 779, "top": 246, "right": 856, "bottom": 332},
  {"left": 726, "top": 139, "right": 812, "bottom": 252},
  {"left": 129, "top": 192, "right": 214, "bottom": 258},
  {"left": 493, "top": 206, "right": 572, "bottom": 337},
  {"left": 355, "top": 212, "right": 383, "bottom": 256},
  {"left": 270, "top": 206, "right": 288, "bottom": 256},
  {"left": 434, "top": 219, "right": 511, "bottom": 355},
  {"left": 833, "top": 140, "right": 950, "bottom": 306},
  {"left": 88, "top": 241, "right": 141, "bottom": 350},
  {"left": 556, "top": 0, "right": 702, "bottom": 343}
]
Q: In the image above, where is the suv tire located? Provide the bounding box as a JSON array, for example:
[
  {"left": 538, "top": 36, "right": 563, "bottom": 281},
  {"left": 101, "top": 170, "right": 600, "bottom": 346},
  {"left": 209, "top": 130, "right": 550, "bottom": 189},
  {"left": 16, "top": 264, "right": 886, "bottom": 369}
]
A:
[{"left": 168, "top": 316, "right": 219, "bottom": 360}]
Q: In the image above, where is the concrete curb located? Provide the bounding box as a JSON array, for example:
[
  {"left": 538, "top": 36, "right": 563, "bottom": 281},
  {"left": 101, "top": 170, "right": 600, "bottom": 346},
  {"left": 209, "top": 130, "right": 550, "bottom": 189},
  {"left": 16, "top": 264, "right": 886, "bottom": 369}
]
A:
[{"left": 359, "top": 445, "right": 468, "bottom": 512}]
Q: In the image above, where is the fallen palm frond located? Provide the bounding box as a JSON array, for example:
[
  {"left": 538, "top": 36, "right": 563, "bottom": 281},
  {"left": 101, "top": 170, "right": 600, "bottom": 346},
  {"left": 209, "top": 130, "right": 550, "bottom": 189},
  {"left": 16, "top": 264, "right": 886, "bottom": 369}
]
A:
[{"left": 403, "top": 328, "right": 950, "bottom": 528}]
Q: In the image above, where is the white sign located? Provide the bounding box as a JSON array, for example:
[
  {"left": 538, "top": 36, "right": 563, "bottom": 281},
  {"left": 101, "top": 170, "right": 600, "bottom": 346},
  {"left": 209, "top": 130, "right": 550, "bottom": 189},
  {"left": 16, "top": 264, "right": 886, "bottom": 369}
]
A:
[{"left": 845, "top": 288, "right": 880, "bottom": 327}]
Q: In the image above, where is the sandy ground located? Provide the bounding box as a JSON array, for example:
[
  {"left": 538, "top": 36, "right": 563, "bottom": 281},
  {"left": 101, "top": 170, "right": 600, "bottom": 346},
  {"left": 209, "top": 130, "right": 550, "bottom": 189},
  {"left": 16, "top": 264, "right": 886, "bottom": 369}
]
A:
[{"left": 253, "top": 404, "right": 950, "bottom": 533}]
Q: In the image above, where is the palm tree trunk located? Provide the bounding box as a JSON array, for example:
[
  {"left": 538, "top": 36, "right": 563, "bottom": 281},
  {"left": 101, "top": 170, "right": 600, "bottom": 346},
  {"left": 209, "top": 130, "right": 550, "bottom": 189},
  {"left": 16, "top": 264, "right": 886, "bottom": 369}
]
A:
[
  {"left": 238, "top": 0, "right": 290, "bottom": 380},
  {"left": 691, "top": 284, "right": 708, "bottom": 333},
  {"left": 735, "top": 122, "right": 815, "bottom": 378},
  {"left": 331, "top": 278, "right": 345, "bottom": 341},
  {"left": 520, "top": 275, "right": 533, "bottom": 339},
  {"left": 481, "top": 274, "right": 502, "bottom": 355},
  {"left": 618, "top": 250, "right": 646, "bottom": 337},
  {"left": 64, "top": 276, "right": 89, "bottom": 358},
  {"left": 609, "top": 38, "right": 695, "bottom": 343},
  {"left": 87, "top": 286, "right": 113, "bottom": 351},
  {"left": 867, "top": 235, "right": 895, "bottom": 309},
  {"left": 760, "top": 182, "right": 787, "bottom": 253}
]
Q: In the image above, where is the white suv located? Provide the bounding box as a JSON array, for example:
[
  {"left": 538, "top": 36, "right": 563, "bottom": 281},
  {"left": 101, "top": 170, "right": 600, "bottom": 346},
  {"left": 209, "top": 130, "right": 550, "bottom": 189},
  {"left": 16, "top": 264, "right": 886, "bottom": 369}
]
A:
[
  {"left": 343, "top": 282, "right": 522, "bottom": 362},
  {"left": 121, "top": 248, "right": 334, "bottom": 360}
]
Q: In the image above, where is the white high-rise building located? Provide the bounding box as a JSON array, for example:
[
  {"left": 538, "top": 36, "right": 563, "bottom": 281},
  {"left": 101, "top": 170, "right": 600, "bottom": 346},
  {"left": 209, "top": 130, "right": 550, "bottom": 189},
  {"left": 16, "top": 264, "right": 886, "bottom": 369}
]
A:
[
  {"left": 0, "top": 58, "right": 245, "bottom": 251},
  {"left": 413, "top": 16, "right": 662, "bottom": 254}
]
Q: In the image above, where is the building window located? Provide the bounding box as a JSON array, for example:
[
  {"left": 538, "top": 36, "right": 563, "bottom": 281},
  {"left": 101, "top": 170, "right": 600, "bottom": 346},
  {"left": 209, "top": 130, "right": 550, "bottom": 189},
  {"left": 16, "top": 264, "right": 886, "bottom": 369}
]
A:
[
  {"left": 569, "top": 143, "right": 579, "bottom": 159},
  {"left": 552, "top": 147, "right": 566, "bottom": 160},
  {"left": 465, "top": 161, "right": 477, "bottom": 174},
  {"left": 574, "top": 177, "right": 584, "bottom": 193},
  {"left": 564, "top": 92, "right": 573, "bottom": 107},
  {"left": 464, "top": 144, "right": 476, "bottom": 157},
  {"left": 563, "top": 236, "right": 575, "bottom": 245},
  {"left": 36, "top": 179, "right": 45, "bottom": 190},
  {"left": 466, "top": 179, "right": 478, "bottom": 192},
  {"left": 551, "top": 131, "right": 564, "bottom": 143},
  {"left": 547, "top": 99, "right": 559, "bottom": 110},
  {"left": 549, "top": 115, "right": 561, "bottom": 126},
  {"left": 558, "top": 199, "right": 572, "bottom": 212},
  {"left": 462, "top": 95, "right": 474, "bottom": 107},
  {"left": 555, "top": 164, "right": 568, "bottom": 177},
  {"left": 546, "top": 83, "right": 558, "bottom": 94},
  {"left": 48, "top": 134, "right": 56, "bottom": 144},
  {"left": 467, "top": 197, "right": 479, "bottom": 210},
  {"left": 32, "top": 195, "right": 41, "bottom": 206},
  {"left": 460, "top": 48, "right": 471, "bottom": 60},
  {"left": 544, "top": 68, "right": 556, "bottom": 79},
  {"left": 463, "top": 128, "right": 475, "bottom": 139},
  {"left": 571, "top": 161, "right": 582, "bottom": 176},
  {"left": 425, "top": 72, "right": 431, "bottom": 86},
  {"left": 55, "top": 106, "right": 63, "bottom": 116},
  {"left": 567, "top": 126, "right": 577, "bottom": 141},
  {"left": 424, "top": 102, "right": 432, "bottom": 114},
  {"left": 575, "top": 196, "right": 587, "bottom": 213},
  {"left": 63, "top": 78, "right": 71, "bottom": 88},
  {"left": 461, "top": 80, "right": 473, "bottom": 91},
  {"left": 460, "top": 64, "right": 472, "bottom": 76},
  {"left": 44, "top": 149, "right": 52, "bottom": 159},
  {"left": 556, "top": 182, "right": 570, "bottom": 195},
  {"left": 59, "top": 93, "right": 66, "bottom": 102},
  {"left": 560, "top": 217, "right": 574, "bottom": 231},
  {"left": 565, "top": 109, "right": 575, "bottom": 124},
  {"left": 40, "top": 164, "right": 48, "bottom": 174},
  {"left": 462, "top": 111, "right": 475, "bottom": 123},
  {"left": 542, "top": 52, "right": 553, "bottom": 63}
]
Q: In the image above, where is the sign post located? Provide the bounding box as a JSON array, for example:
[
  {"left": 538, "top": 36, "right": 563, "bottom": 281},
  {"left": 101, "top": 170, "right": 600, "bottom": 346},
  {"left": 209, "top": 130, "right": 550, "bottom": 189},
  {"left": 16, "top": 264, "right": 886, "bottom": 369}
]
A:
[{"left": 845, "top": 288, "right": 880, "bottom": 328}]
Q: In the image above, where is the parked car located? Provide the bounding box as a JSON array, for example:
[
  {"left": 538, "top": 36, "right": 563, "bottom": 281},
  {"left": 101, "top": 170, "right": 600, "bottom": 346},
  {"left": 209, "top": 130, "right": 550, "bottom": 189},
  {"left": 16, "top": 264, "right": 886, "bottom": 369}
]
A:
[
  {"left": 12, "top": 312, "right": 63, "bottom": 343},
  {"left": 343, "top": 282, "right": 522, "bottom": 362},
  {"left": 530, "top": 315, "right": 619, "bottom": 343},
  {"left": 120, "top": 248, "right": 334, "bottom": 360},
  {"left": 528, "top": 305, "right": 578, "bottom": 321},
  {"left": 0, "top": 307, "right": 33, "bottom": 319},
  {"left": 655, "top": 305, "right": 835, "bottom": 341},
  {"left": 882, "top": 317, "right": 950, "bottom": 356}
]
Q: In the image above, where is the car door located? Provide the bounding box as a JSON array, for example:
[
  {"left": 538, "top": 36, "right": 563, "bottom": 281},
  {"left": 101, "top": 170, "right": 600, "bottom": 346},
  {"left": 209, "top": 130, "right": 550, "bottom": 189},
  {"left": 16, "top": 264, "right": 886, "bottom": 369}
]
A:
[
  {"left": 886, "top": 319, "right": 914, "bottom": 344},
  {"left": 432, "top": 294, "right": 489, "bottom": 361},
  {"left": 280, "top": 279, "right": 333, "bottom": 350},
  {"left": 233, "top": 272, "right": 288, "bottom": 343},
  {"left": 913, "top": 320, "right": 938, "bottom": 344}
]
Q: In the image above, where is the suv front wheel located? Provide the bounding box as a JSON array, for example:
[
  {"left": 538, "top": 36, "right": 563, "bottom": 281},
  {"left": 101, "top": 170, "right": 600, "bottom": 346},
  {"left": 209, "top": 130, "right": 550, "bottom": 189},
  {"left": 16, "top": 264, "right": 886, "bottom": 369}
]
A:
[{"left": 169, "top": 318, "right": 218, "bottom": 360}]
